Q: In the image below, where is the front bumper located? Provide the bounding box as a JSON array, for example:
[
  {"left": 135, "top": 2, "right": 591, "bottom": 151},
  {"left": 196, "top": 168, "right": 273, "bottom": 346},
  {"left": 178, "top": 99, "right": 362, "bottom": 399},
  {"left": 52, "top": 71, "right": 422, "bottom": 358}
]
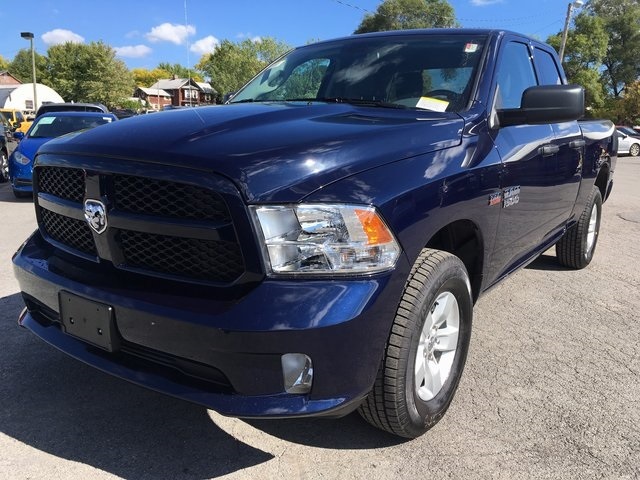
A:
[
  {"left": 13, "top": 231, "right": 409, "bottom": 418},
  {"left": 8, "top": 156, "right": 33, "bottom": 192}
]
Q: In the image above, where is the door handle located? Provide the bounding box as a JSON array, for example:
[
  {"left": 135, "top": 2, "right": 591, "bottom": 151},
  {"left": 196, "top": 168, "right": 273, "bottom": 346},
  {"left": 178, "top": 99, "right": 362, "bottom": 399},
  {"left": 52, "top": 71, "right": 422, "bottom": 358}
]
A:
[
  {"left": 569, "top": 139, "right": 586, "bottom": 149},
  {"left": 539, "top": 144, "right": 560, "bottom": 156}
]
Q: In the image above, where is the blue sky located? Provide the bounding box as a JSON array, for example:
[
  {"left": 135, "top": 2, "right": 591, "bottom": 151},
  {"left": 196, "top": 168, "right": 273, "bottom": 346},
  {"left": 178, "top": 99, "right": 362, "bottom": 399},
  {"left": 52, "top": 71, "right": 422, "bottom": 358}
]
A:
[{"left": 1, "top": 0, "right": 575, "bottom": 71}]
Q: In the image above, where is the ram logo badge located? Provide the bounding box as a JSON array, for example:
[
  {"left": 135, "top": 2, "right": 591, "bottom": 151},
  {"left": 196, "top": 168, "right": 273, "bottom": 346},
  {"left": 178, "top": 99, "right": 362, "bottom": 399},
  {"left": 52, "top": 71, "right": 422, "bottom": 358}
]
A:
[{"left": 84, "top": 199, "right": 107, "bottom": 234}]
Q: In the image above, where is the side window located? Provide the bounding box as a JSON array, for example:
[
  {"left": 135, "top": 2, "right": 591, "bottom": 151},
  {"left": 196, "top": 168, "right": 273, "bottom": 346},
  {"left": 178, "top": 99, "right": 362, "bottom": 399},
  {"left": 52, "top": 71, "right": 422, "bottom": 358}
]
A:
[
  {"left": 495, "top": 41, "right": 537, "bottom": 109},
  {"left": 534, "top": 48, "right": 562, "bottom": 85}
]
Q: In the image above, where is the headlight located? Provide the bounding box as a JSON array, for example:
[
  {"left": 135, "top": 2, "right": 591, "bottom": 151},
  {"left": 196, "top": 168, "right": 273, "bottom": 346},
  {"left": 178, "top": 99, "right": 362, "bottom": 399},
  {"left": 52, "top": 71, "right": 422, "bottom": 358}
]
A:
[
  {"left": 251, "top": 204, "right": 400, "bottom": 275},
  {"left": 13, "top": 151, "right": 31, "bottom": 165}
]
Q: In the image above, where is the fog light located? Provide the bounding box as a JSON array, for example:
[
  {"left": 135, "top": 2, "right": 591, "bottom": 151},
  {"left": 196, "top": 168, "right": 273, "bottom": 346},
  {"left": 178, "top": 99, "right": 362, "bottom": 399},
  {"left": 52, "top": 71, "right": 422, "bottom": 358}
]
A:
[{"left": 281, "top": 353, "right": 313, "bottom": 394}]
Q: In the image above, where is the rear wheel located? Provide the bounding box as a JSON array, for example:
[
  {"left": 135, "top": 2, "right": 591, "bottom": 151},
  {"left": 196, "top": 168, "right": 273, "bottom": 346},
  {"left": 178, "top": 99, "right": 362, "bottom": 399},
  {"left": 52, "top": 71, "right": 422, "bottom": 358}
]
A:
[
  {"left": 358, "top": 249, "right": 473, "bottom": 438},
  {"left": 629, "top": 143, "right": 640, "bottom": 157},
  {"left": 556, "top": 186, "right": 602, "bottom": 269}
]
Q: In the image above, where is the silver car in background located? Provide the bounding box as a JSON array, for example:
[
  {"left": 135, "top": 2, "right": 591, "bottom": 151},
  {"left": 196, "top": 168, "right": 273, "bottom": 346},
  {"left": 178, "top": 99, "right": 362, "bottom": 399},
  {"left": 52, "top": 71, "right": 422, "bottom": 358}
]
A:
[{"left": 616, "top": 126, "right": 640, "bottom": 156}]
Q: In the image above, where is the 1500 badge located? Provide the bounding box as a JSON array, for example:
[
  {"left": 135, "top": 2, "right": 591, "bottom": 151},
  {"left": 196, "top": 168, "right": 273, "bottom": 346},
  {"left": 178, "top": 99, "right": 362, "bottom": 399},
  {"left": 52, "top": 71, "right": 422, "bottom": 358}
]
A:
[
  {"left": 488, "top": 186, "right": 521, "bottom": 208},
  {"left": 503, "top": 186, "right": 520, "bottom": 208}
]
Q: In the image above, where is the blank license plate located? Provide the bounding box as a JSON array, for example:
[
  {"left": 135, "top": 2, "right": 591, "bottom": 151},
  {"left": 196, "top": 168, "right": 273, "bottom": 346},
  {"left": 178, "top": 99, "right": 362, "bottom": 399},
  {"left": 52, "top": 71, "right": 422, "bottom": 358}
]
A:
[{"left": 59, "top": 291, "right": 120, "bottom": 352}]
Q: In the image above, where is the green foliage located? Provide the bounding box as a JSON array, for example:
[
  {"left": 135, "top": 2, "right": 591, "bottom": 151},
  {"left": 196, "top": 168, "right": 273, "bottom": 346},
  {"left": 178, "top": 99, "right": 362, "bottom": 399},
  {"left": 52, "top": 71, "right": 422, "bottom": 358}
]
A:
[
  {"left": 586, "top": 0, "right": 640, "bottom": 97},
  {"left": 46, "top": 41, "right": 135, "bottom": 109},
  {"left": 594, "top": 81, "right": 640, "bottom": 124},
  {"left": 547, "top": 13, "right": 608, "bottom": 109},
  {"left": 196, "top": 37, "right": 291, "bottom": 96},
  {"left": 0, "top": 55, "right": 9, "bottom": 71},
  {"left": 119, "top": 98, "right": 144, "bottom": 111},
  {"left": 156, "top": 63, "right": 204, "bottom": 82},
  {"left": 8, "top": 49, "right": 48, "bottom": 84},
  {"left": 132, "top": 68, "right": 172, "bottom": 87},
  {"left": 354, "top": 0, "right": 457, "bottom": 33}
]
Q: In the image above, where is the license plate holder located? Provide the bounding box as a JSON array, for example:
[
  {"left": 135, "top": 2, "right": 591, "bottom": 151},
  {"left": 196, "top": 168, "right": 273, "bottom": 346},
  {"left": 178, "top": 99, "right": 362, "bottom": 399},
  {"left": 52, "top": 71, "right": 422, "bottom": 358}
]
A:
[{"left": 59, "top": 291, "right": 120, "bottom": 352}]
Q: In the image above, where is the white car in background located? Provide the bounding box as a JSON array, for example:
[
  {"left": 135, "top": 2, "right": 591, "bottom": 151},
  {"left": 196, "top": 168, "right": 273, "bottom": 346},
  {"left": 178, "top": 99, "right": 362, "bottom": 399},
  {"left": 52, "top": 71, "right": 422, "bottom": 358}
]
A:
[{"left": 616, "top": 126, "right": 640, "bottom": 156}]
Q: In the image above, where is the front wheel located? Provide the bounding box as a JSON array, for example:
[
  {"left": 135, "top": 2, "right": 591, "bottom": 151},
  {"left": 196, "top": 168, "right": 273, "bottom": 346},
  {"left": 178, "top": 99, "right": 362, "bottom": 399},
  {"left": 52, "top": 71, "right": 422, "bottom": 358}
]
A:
[
  {"left": 629, "top": 143, "right": 640, "bottom": 157},
  {"left": 556, "top": 186, "right": 602, "bottom": 269},
  {"left": 358, "top": 249, "right": 473, "bottom": 438}
]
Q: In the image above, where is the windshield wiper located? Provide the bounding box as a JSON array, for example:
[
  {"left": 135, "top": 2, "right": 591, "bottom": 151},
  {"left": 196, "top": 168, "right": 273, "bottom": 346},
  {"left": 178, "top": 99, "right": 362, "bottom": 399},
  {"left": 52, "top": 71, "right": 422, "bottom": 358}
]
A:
[{"left": 285, "top": 97, "right": 408, "bottom": 110}]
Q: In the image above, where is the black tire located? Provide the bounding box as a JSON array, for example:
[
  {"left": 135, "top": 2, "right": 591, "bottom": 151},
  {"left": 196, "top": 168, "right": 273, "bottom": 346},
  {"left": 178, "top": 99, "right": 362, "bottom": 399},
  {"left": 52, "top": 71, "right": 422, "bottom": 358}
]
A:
[
  {"left": 630, "top": 143, "right": 640, "bottom": 157},
  {"left": 556, "top": 186, "right": 602, "bottom": 269},
  {"left": 358, "top": 249, "right": 473, "bottom": 438}
]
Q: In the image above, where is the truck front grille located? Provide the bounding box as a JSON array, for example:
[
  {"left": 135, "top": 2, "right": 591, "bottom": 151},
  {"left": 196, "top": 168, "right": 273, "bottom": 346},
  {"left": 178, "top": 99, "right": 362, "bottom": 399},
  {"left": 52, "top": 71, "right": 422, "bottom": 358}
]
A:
[
  {"left": 38, "top": 166, "right": 85, "bottom": 203},
  {"left": 35, "top": 165, "right": 246, "bottom": 285},
  {"left": 119, "top": 230, "right": 244, "bottom": 282},
  {"left": 40, "top": 208, "right": 97, "bottom": 256},
  {"left": 113, "top": 175, "right": 231, "bottom": 222}
]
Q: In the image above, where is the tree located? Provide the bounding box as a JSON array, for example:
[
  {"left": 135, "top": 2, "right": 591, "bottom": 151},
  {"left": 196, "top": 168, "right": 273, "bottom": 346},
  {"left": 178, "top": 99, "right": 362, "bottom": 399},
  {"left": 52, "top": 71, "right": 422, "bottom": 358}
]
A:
[
  {"left": 46, "top": 41, "right": 135, "bottom": 108},
  {"left": 8, "top": 49, "right": 48, "bottom": 84},
  {"left": 0, "top": 55, "right": 8, "bottom": 71},
  {"left": 132, "top": 67, "right": 172, "bottom": 87},
  {"left": 546, "top": 12, "right": 608, "bottom": 110},
  {"left": 586, "top": 0, "right": 640, "bottom": 97},
  {"left": 354, "top": 0, "right": 457, "bottom": 33},
  {"left": 196, "top": 37, "right": 291, "bottom": 96},
  {"left": 156, "top": 63, "right": 204, "bottom": 82}
]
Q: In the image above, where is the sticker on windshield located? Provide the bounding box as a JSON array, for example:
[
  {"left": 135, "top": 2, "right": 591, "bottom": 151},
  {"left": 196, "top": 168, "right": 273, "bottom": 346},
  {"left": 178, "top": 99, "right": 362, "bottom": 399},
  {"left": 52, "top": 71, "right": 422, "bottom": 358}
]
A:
[
  {"left": 416, "top": 97, "right": 449, "bottom": 112},
  {"left": 464, "top": 43, "right": 479, "bottom": 53},
  {"left": 38, "top": 117, "right": 55, "bottom": 125}
]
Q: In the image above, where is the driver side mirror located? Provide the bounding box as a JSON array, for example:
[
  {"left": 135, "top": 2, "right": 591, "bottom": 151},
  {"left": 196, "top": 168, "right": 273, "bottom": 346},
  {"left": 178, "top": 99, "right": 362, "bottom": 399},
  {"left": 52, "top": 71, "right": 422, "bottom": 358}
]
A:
[
  {"left": 497, "top": 84, "right": 584, "bottom": 127},
  {"left": 13, "top": 131, "right": 24, "bottom": 141}
]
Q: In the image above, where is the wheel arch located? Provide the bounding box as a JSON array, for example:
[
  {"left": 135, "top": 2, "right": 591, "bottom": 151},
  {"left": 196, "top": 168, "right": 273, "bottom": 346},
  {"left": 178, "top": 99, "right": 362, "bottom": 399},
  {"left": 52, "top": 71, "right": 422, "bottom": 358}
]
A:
[
  {"left": 424, "top": 219, "right": 484, "bottom": 303},
  {"left": 594, "top": 161, "right": 610, "bottom": 202}
]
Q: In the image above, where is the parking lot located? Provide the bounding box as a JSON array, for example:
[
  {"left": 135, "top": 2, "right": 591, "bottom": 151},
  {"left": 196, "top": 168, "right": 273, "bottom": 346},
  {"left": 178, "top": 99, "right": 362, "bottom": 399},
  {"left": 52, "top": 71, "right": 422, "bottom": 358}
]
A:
[{"left": 0, "top": 157, "right": 638, "bottom": 480}]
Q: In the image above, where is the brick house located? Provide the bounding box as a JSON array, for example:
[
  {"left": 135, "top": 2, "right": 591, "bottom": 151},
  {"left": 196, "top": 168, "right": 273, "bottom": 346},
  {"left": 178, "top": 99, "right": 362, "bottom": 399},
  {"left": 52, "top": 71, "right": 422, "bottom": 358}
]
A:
[
  {"left": 147, "top": 77, "right": 217, "bottom": 108},
  {"left": 134, "top": 87, "right": 172, "bottom": 111},
  {"left": 0, "top": 71, "right": 22, "bottom": 86}
]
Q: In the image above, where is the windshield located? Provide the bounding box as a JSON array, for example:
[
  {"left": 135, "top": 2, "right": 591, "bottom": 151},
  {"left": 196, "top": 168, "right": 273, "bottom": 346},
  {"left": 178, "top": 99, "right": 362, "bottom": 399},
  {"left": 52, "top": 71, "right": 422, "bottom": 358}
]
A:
[
  {"left": 230, "top": 34, "right": 487, "bottom": 112},
  {"left": 28, "top": 115, "right": 113, "bottom": 139},
  {"left": 618, "top": 126, "right": 638, "bottom": 136}
]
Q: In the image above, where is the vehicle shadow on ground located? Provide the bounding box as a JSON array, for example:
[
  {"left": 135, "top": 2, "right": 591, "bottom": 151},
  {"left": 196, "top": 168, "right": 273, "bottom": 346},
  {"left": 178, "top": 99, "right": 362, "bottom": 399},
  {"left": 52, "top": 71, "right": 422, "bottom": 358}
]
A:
[
  {"left": 0, "top": 182, "right": 32, "bottom": 203},
  {"left": 0, "top": 293, "right": 400, "bottom": 479},
  {"left": 525, "top": 253, "right": 568, "bottom": 272}
]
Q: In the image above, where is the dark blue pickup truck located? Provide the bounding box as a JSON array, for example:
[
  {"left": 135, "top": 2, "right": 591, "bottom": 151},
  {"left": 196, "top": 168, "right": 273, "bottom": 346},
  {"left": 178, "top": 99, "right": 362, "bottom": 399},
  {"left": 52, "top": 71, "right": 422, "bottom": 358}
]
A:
[{"left": 12, "top": 29, "right": 616, "bottom": 438}]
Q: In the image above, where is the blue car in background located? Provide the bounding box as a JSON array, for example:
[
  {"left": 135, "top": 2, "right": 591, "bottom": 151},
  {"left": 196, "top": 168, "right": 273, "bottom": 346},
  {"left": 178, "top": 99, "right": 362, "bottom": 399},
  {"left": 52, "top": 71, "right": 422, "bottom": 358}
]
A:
[{"left": 9, "top": 111, "right": 117, "bottom": 198}]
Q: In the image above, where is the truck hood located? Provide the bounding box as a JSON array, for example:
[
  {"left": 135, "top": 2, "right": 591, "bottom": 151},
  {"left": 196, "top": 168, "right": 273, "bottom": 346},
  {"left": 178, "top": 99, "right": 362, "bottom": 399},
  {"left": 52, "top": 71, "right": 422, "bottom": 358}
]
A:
[{"left": 39, "top": 102, "right": 464, "bottom": 203}]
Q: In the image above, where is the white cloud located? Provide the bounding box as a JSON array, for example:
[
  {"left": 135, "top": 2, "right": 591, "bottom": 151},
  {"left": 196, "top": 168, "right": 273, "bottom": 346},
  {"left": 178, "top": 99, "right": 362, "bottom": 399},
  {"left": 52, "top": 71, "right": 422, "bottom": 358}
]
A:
[
  {"left": 470, "top": 0, "right": 503, "bottom": 5},
  {"left": 190, "top": 35, "right": 220, "bottom": 55},
  {"left": 145, "top": 23, "right": 195, "bottom": 45},
  {"left": 125, "top": 30, "right": 141, "bottom": 39},
  {"left": 114, "top": 45, "right": 152, "bottom": 58},
  {"left": 237, "top": 32, "right": 262, "bottom": 43},
  {"left": 42, "top": 29, "right": 85, "bottom": 45}
]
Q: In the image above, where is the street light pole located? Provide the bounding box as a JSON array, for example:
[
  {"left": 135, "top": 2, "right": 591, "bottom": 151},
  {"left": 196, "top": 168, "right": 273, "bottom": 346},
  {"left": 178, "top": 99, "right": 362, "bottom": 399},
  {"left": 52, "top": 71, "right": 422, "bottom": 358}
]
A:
[
  {"left": 559, "top": 0, "right": 584, "bottom": 64},
  {"left": 20, "top": 32, "right": 38, "bottom": 116}
]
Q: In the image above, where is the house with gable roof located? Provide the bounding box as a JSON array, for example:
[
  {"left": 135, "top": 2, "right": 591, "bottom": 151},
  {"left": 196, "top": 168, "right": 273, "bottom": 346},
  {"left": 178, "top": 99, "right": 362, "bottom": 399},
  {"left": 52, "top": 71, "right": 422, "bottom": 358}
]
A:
[{"left": 145, "top": 76, "right": 217, "bottom": 108}]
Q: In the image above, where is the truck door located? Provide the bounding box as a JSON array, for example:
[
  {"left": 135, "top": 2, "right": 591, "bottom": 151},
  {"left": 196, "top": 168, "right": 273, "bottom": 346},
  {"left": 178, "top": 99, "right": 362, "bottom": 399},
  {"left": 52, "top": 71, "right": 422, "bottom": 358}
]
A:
[{"left": 489, "top": 39, "right": 577, "bottom": 280}]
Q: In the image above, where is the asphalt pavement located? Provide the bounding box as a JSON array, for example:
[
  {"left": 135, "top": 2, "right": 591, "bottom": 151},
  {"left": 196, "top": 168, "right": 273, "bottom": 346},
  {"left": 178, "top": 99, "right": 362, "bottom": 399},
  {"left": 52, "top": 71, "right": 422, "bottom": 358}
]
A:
[{"left": 0, "top": 157, "right": 638, "bottom": 480}]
